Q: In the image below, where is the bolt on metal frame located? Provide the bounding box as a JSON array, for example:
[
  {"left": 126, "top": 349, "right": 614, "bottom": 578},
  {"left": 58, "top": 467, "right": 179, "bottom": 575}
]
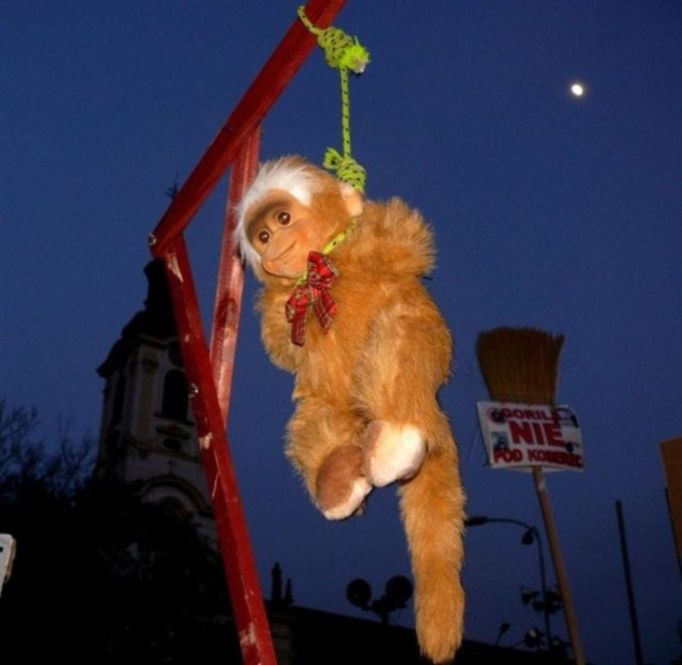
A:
[{"left": 147, "top": 3, "right": 347, "bottom": 663}]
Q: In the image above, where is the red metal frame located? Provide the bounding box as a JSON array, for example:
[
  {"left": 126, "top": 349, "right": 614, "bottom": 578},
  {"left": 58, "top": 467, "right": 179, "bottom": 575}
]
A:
[
  {"left": 209, "top": 130, "right": 261, "bottom": 426},
  {"left": 147, "top": 2, "right": 347, "bottom": 664}
]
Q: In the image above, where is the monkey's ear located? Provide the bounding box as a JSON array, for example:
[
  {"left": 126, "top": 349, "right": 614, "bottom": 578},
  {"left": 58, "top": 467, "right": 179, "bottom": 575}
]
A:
[{"left": 339, "top": 183, "right": 365, "bottom": 217}]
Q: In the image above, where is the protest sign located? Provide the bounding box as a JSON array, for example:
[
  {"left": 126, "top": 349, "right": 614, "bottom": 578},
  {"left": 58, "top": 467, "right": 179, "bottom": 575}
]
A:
[{"left": 477, "top": 401, "right": 584, "bottom": 472}]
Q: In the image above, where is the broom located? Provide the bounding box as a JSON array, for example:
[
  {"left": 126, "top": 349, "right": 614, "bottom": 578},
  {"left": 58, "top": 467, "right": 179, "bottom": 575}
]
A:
[
  {"left": 476, "top": 327, "right": 585, "bottom": 665},
  {"left": 477, "top": 327, "right": 564, "bottom": 405}
]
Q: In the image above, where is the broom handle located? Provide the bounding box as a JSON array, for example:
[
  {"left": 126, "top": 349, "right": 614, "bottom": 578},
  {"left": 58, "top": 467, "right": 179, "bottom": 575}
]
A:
[{"left": 532, "top": 466, "right": 585, "bottom": 664}]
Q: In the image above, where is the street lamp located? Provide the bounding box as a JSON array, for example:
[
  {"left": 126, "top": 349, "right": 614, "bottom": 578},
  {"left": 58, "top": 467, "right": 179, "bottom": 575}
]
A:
[
  {"left": 465, "top": 515, "right": 555, "bottom": 648},
  {"left": 346, "top": 575, "right": 413, "bottom": 625}
]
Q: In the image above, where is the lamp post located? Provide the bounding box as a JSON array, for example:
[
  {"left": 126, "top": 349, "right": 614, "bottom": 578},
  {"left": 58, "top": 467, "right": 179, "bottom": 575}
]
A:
[
  {"left": 346, "top": 575, "right": 414, "bottom": 625},
  {"left": 465, "top": 515, "right": 554, "bottom": 649}
]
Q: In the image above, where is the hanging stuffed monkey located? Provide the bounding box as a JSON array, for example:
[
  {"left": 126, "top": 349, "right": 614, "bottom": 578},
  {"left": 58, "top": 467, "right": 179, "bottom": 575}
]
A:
[{"left": 236, "top": 156, "right": 465, "bottom": 663}]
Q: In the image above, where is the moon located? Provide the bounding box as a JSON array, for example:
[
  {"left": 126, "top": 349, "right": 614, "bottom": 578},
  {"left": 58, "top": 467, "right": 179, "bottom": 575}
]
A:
[{"left": 570, "top": 82, "right": 586, "bottom": 98}]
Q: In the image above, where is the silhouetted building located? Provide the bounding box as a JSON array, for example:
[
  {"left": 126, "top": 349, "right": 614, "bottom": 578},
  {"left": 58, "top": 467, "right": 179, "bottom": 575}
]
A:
[
  {"left": 96, "top": 260, "right": 215, "bottom": 543},
  {"left": 270, "top": 604, "right": 560, "bottom": 664}
]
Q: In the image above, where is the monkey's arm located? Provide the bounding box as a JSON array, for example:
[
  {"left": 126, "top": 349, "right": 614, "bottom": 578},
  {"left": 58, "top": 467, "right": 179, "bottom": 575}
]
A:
[{"left": 257, "top": 287, "right": 299, "bottom": 372}]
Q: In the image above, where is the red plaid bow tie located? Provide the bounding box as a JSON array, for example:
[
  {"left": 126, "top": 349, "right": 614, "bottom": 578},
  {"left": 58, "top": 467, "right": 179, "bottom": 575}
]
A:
[{"left": 285, "top": 251, "right": 338, "bottom": 346}]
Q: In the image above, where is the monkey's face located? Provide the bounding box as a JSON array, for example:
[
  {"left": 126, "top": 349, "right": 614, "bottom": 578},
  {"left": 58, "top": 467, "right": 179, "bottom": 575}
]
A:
[{"left": 245, "top": 189, "right": 326, "bottom": 279}]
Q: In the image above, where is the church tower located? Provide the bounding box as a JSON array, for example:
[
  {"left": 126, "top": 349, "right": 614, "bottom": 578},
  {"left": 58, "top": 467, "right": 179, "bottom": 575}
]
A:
[{"left": 96, "top": 260, "right": 215, "bottom": 543}]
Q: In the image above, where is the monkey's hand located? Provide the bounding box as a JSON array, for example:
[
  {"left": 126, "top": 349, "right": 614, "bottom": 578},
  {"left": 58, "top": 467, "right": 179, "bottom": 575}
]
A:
[
  {"left": 258, "top": 287, "right": 300, "bottom": 372},
  {"left": 361, "top": 420, "right": 427, "bottom": 487}
]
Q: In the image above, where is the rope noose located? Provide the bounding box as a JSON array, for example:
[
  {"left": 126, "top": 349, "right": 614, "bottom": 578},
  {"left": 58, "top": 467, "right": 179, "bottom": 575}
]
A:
[{"left": 297, "top": 6, "right": 369, "bottom": 193}]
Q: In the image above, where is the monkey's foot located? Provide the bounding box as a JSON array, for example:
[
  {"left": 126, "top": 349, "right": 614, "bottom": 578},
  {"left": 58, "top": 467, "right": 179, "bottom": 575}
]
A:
[
  {"left": 316, "top": 445, "right": 372, "bottom": 521},
  {"left": 362, "top": 420, "right": 426, "bottom": 487}
]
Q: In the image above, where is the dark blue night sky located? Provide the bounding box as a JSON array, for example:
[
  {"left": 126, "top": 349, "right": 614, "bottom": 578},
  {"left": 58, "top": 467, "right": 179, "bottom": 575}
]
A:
[{"left": 2, "top": 2, "right": 681, "bottom": 663}]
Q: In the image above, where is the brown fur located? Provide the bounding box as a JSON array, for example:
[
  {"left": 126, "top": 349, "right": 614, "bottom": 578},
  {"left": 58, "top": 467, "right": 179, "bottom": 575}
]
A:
[
  {"left": 247, "top": 160, "right": 465, "bottom": 663},
  {"left": 315, "top": 444, "right": 365, "bottom": 513}
]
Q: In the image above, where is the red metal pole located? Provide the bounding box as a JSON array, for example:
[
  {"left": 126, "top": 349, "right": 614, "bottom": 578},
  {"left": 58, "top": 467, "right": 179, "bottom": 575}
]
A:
[
  {"left": 149, "top": 0, "right": 346, "bottom": 256},
  {"left": 210, "top": 129, "right": 261, "bottom": 426},
  {"left": 161, "top": 236, "right": 277, "bottom": 665}
]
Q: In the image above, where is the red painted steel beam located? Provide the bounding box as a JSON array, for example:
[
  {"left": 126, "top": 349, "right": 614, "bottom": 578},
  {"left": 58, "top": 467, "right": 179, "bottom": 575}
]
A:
[
  {"left": 150, "top": 0, "right": 347, "bottom": 257},
  {"left": 210, "top": 130, "right": 261, "bottom": 425},
  {"left": 161, "top": 236, "right": 278, "bottom": 665}
]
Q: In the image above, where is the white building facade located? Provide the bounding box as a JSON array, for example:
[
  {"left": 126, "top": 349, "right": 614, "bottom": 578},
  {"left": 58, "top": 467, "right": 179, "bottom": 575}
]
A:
[{"left": 96, "top": 260, "right": 216, "bottom": 544}]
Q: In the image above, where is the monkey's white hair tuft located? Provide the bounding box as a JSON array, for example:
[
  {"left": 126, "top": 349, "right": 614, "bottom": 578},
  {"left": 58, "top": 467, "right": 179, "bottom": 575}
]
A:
[{"left": 235, "top": 157, "right": 320, "bottom": 270}]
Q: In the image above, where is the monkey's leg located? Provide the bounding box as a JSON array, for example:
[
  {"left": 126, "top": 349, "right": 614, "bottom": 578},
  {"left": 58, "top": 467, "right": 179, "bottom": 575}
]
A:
[
  {"left": 286, "top": 398, "right": 371, "bottom": 520},
  {"left": 354, "top": 299, "right": 452, "bottom": 487},
  {"left": 360, "top": 420, "right": 427, "bottom": 487}
]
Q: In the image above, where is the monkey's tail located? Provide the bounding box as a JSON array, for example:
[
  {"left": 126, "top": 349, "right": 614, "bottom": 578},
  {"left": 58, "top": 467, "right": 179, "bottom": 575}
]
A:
[{"left": 399, "top": 433, "right": 466, "bottom": 664}]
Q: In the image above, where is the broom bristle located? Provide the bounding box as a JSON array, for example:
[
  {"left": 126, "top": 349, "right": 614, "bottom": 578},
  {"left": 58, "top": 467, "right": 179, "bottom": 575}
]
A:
[{"left": 476, "top": 327, "right": 564, "bottom": 405}]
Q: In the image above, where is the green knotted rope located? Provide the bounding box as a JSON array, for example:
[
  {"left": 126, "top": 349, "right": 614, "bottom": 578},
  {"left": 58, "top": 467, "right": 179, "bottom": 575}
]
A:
[{"left": 297, "top": 6, "right": 369, "bottom": 193}]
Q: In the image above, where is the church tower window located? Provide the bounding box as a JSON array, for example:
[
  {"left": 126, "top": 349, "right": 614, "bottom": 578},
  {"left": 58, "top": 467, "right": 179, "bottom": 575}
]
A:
[{"left": 161, "top": 369, "right": 188, "bottom": 421}]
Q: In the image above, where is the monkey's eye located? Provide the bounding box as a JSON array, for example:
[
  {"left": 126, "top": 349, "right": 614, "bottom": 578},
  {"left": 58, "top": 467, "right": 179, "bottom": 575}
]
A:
[
  {"left": 257, "top": 230, "right": 270, "bottom": 244},
  {"left": 277, "top": 211, "right": 291, "bottom": 225}
]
